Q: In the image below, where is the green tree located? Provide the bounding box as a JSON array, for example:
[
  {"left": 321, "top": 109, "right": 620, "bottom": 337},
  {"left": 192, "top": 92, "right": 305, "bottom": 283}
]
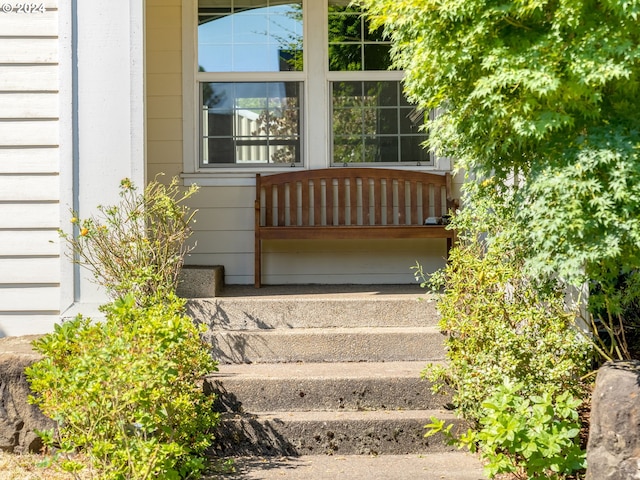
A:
[{"left": 362, "top": 0, "right": 640, "bottom": 358}]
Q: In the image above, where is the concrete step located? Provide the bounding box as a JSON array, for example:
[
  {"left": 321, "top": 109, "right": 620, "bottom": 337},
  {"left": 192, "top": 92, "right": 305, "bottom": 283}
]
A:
[
  {"left": 213, "top": 410, "right": 466, "bottom": 457},
  {"left": 187, "top": 284, "right": 439, "bottom": 331},
  {"left": 207, "top": 453, "right": 485, "bottom": 480},
  {"left": 208, "top": 361, "right": 450, "bottom": 413},
  {"left": 209, "top": 326, "right": 445, "bottom": 364}
]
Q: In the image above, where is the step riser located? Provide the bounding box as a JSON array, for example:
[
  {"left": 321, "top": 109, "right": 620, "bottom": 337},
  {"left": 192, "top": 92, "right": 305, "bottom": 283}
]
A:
[
  {"left": 209, "top": 377, "right": 449, "bottom": 413},
  {"left": 214, "top": 414, "right": 463, "bottom": 456},
  {"left": 188, "top": 298, "right": 439, "bottom": 330},
  {"left": 209, "top": 329, "right": 445, "bottom": 364}
]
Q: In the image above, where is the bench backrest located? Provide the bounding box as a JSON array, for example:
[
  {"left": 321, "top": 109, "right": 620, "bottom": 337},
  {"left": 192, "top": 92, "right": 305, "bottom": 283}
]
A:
[{"left": 256, "top": 168, "right": 452, "bottom": 228}]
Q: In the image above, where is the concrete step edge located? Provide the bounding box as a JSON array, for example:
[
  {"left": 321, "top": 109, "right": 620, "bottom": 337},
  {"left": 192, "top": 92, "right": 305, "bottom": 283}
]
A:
[
  {"left": 208, "top": 361, "right": 450, "bottom": 412},
  {"left": 213, "top": 325, "right": 443, "bottom": 335},
  {"left": 210, "top": 328, "right": 446, "bottom": 364},
  {"left": 213, "top": 409, "right": 467, "bottom": 456},
  {"left": 215, "top": 453, "right": 485, "bottom": 480},
  {"left": 228, "top": 409, "right": 457, "bottom": 422},
  {"left": 211, "top": 360, "right": 439, "bottom": 379}
]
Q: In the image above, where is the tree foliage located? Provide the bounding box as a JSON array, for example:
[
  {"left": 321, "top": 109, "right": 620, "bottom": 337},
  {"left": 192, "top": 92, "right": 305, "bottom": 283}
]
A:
[
  {"left": 361, "top": 0, "right": 640, "bottom": 328},
  {"left": 362, "top": 0, "right": 640, "bottom": 177}
]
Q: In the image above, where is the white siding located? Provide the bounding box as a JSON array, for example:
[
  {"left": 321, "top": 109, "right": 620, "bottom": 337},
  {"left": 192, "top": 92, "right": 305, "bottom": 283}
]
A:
[
  {"left": 0, "top": 66, "right": 58, "bottom": 91},
  {"left": 0, "top": 148, "right": 59, "bottom": 174},
  {"left": 0, "top": 93, "right": 59, "bottom": 118},
  {"left": 0, "top": 316, "right": 60, "bottom": 337},
  {"left": 0, "top": 1, "right": 62, "bottom": 336}
]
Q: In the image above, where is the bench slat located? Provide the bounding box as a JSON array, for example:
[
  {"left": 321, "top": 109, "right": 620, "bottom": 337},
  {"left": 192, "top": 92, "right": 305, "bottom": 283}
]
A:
[
  {"left": 301, "top": 180, "right": 309, "bottom": 226},
  {"left": 259, "top": 225, "right": 454, "bottom": 240},
  {"left": 315, "top": 179, "right": 320, "bottom": 225}
]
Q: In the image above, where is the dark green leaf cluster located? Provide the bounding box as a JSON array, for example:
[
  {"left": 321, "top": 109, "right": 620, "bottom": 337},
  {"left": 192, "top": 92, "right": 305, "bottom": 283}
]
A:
[
  {"left": 26, "top": 294, "right": 219, "bottom": 480},
  {"left": 520, "top": 126, "right": 640, "bottom": 284},
  {"left": 463, "top": 381, "right": 586, "bottom": 479}
]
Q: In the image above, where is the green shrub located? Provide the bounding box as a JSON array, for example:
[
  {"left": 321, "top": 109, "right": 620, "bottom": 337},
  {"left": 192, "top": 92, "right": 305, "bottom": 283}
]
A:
[
  {"left": 60, "top": 176, "right": 198, "bottom": 304},
  {"left": 29, "top": 176, "right": 219, "bottom": 478},
  {"left": 418, "top": 203, "right": 592, "bottom": 478},
  {"left": 26, "top": 294, "right": 219, "bottom": 480},
  {"left": 463, "top": 382, "right": 586, "bottom": 480},
  {"left": 422, "top": 234, "right": 592, "bottom": 421}
]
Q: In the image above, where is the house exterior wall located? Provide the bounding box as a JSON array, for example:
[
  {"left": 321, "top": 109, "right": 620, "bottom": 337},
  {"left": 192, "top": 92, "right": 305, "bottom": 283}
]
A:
[
  {"left": 0, "top": 0, "right": 145, "bottom": 336},
  {"left": 0, "top": 0, "right": 68, "bottom": 336},
  {"left": 147, "top": 0, "right": 460, "bottom": 285}
]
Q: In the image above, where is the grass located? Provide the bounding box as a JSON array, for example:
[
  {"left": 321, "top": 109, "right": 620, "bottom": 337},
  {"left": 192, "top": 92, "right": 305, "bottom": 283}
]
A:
[
  {"left": 0, "top": 451, "right": 94, "bottom": 480},
  {"left": 0, "top": 451, "right": 235, "bottom": 479}
]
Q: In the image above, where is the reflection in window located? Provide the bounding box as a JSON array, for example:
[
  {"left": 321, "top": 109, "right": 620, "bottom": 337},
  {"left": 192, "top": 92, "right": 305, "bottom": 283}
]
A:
[
  {"left": 198, "top": 0, "right": 303, "bottom": 72},
  {"left": 194, "top": 0, "right": 431, "bottom": 167},
  {"left": 328, "top": 1, "right": 428, "bottom": 164},
  {"left": 201, "top": 82, "right": 302, "bottom": 165},
  {"left": 328, "top": 1, "right": 391, "bottom": 71},
  {"left": 331, "top": 81, "right": 429, "bottom": 164}
]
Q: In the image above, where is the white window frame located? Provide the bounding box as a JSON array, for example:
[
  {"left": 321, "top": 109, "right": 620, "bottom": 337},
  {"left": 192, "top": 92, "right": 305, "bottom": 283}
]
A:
[{"left": 181, "top": 0, "right": 449, "bottom": 186}]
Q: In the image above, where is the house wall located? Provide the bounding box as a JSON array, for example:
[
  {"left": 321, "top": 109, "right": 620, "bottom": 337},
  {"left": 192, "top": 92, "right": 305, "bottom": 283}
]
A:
[
  {"left": 0, "top": 0, "right": 146, "bottom": 336},
  {"left": 146, "top": 0, "right": 461, "bottom": 285},
  {"left": 0, "top": 0, "right": 68, "bottom": 336}
]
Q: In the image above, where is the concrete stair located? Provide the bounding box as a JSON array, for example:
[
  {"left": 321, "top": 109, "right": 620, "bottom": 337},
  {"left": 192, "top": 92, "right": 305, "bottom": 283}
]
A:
[{"left": 188, "top": 285, "right": 461, "bottom": 458}]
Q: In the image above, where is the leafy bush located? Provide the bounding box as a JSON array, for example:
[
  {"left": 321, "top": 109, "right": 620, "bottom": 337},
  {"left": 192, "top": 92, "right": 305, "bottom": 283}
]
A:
[
  {"left": 463, "top": 382, "right": 586, "bottom": 480},
  {"left": 28, "top": 176, "right": 219, "bottom": 478},
  {"left": 26, "top": 294, "right": 219, "bottom": 480},
  {"left": 422, "top": 232, "right": 592, "bottom": 421},
  {"left": 418, "top": 203, "right": 592, "bottom": 478},
  {"left": 362, "top": 0, "right": 640, "bottom": 365},
  {"left": 60, "top": 176, "right": 198, "bottom": 303}
]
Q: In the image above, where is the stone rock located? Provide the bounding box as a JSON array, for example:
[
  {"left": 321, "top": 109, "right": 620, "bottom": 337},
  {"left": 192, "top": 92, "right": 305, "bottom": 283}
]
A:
[
  {"left": 0, "top": 335, "right": 54, "bottom": 453},
  {"left": 586, "top": 360, "right": 640, "bottom": 480}
]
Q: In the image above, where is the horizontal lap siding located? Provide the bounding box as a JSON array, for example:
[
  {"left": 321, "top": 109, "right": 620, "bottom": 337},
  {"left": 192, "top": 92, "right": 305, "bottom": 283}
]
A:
[{"left": 0, "top": 2, "right": 62, "bottom": 335}]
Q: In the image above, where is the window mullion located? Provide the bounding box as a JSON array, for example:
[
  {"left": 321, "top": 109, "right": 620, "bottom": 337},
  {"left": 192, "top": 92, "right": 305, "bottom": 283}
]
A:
[{"left": 304, "top": 0, "right": 329, "bottom": 169}]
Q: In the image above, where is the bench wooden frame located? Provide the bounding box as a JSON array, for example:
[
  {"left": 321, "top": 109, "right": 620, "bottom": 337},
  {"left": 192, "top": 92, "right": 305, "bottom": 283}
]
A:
[{"left": 254, "top": 168, "right": 455, "bottom": 287}]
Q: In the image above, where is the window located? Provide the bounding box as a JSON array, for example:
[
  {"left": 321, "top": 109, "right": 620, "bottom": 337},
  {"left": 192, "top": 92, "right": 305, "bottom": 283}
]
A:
[
  {"left": 191, "top": 0, "right": 430, "bottom": 169},
  {"left": 197, "top": 0, "right": 303, "bottom": 166}
]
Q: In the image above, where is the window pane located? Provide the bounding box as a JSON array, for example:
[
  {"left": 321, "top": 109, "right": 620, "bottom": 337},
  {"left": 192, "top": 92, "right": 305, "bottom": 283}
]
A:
[
  {"left": 363, "top": 44, "right": 391, "bottom": 71},
  {"left": 333, "top": 136, "right": 363, "bottom": 163},
  {"left": 327, "top": 10, "right": 361, "bottom": 43},
  {"left": 198, "top": 1, "right": 303, "bottom": 72},
  {"left": 401, "top": 137, "right": 430, "bottom": 163},
  {"left": 329, "top": 44, "right": 361, "bottom": 71},
  {"left": 328, "top": 1, "right": 393, "bottom": 72},
  {"left": 378, "top": 137, "right": 399, "bottom": 162},
  {"left": 201, "top": 81, "right": 302, "bottom": 165},
  {"left": 204, "top": 138, "right": 235, "bottom": 163},
  {"left": 331, "top": 81, "right": 429, "bottom": 164},
  {"left": 378, "top": 109, "right": 398, "bottom": 134},
  {"left": 399, "top": 107, "right": 425, "bottom": 135}
]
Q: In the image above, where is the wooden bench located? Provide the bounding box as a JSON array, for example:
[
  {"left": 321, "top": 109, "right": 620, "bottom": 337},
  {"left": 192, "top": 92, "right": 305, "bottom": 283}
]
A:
[{"left": 254, "top": 168, "right": 455, "bottom": 287}]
